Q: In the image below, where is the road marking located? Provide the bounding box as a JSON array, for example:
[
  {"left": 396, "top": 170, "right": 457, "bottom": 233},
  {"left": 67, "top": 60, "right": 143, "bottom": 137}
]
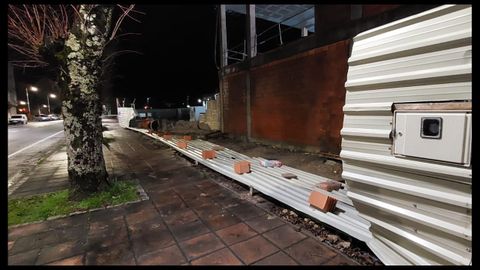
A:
[{"left": 8, "top": 130, "right": 64, "bottom": 159}]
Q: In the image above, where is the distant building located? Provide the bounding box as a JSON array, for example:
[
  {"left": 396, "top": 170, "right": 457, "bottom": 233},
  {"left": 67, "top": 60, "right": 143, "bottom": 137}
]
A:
[{"left": 7, "top": 62, "right": 17, "bottom": 119}]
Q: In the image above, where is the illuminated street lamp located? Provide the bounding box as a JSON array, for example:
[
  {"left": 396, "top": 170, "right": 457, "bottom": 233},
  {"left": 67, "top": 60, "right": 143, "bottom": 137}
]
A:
[
  {"left": 47, "top": 93, "right": 56, "bottom": 114},
  {"left": 197, "top": 99, "right": 202, "bottom": 104},
  {"left": 19, "top": 101, "right": 26, "bottom": 105},
  {"left": 42, "top": 104, "right": 48, "bottom": 108},
  {"left": 25, "top": 86, "right": 38, "bottom": 114}
]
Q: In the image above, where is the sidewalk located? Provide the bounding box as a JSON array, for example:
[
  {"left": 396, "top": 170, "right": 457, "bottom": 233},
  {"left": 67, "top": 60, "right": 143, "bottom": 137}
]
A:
[{"left": 8, "top": 120, "right": 358, "bottom": 265}]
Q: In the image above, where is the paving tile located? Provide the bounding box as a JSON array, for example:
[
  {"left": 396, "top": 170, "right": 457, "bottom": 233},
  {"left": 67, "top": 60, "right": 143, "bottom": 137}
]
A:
[
  {"left": 284, "top": 238, "right": 339, "bottom": 265},
  {"left": 123, "top": 200, "right": 157, "bottom": 214},
  {"left": 163, "top": 209, "right": 199, "bottom": 226},
  {"left": 8, "top": 249, "right": 39, "bottom": 265},
  {"left": 203, "top": 212, "right": 241, "bottom": 231},
  {"left": 137, "top": 244, "right": 187, "bottom": 265},
  {"left": 85, "top": 243, "right": 135, "bottom": 265},
  {"left": 253, "top": 251, "right": 298, "bottom": 265},
  {"left": 216, "top": 197, "right": 244, "bottom": 209},
  {"left": 262, "top": 224, "right": 307, "bottom": 249},
  {"left": 9, "top": 230, "right": 62, "bottom": 255},
  {"left": 244, "top": 214, "right": 285, "bottom": 234},
  {"left": 179, "top": 232, "right": 225, "bottom": 260},
  {"left": 127, "top": 216, "right": 166, "bottom": 237},
  {"left": 47, "top": 213, "right": 89, "bottom": 229},
  {"left": 193, "top": 202, "right": 224, "bottom": 219},
  {"left": 184, "top": 197, "right": 214, "bottom": 209},
  {"left": 216, "top": 223, "right": 257, "bottom": 245},
  {"left": 47, "top": 254, "right": 84, "bottom": 265},
  {"left": 170, "top": 219, "right": 211, "bottom": 242},
  {"left": 228, "top": 203, "right": 266, "bottom": 221},
  {"left": 155, "top": 201, "right": 188, "bottom": 216},
  {"left": 88, "top": 215, "right": 125, "bottom": 232},
  {"left": 36, "top": 240, "right": 86, "bottom": 265},
  {"left": 131, "top": 228, "right": 176, "bottom": 256},
  {"left": 89, "top": 208, "right": 125, "bottom": 225},
  {"left": 8, "top": 222, "right": 50, "bottom": 241},
  {"left": 57, "top": 224, "right": 89, "bottom": 243},
  {"left": 191, "top": 248, "right": 243, "bottom": 265},
  {"left": 230, "top": 235, "right": 279, "bottom": 265},
  {"left": 324, "top": 254, "right": 359, "bottom": 265},
  {"left": 86, "top": 222, "right": 129, "bottom": 250},
  {"left": 125, "top": 208, "right": 160, "bottom": 226}
]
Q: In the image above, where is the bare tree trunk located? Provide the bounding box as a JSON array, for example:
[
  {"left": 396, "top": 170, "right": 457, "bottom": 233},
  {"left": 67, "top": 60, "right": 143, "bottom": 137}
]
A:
[{"left": 61, "top": 5, "right": 113, "bottom": 199}]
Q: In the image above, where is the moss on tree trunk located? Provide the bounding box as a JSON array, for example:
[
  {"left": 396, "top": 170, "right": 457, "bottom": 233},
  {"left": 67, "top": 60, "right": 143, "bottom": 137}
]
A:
[{"left": 60, "top": 5, "right": 114, "bottom": 200}]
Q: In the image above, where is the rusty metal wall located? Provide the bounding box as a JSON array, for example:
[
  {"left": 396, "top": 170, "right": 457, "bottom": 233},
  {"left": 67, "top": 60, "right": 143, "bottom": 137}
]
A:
[
  {"left": 249, "top": 40, "right": 350, "bottom": 155},
  {"left": 221, "top": 71, "right": 248, "bottom": 136}
]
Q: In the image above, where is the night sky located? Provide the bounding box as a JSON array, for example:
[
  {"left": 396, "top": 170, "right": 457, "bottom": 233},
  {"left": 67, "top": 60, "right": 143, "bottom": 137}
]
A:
[
  {"left": 111, "top": 5, "right": 219, "bottom": 108},
  {"left": 11, "top": 5, "right": 301, "bottom": 111}
]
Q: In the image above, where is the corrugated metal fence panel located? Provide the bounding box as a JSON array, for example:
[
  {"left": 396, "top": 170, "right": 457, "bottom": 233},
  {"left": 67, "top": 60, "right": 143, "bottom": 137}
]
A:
[
  {"left": 341, "top": 5, "right": 471, "bottom": 265},
  {"left": 117, "top": 107, "right": 136, "bottom": 128}
]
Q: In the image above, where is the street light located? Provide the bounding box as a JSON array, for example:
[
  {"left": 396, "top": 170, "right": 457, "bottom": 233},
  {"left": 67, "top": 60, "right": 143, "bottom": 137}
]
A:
[
  {"left": 47, "top": 93, "right": 56, "bottom": 114},
  {"left": 25, "top": 86, "right": 38, "bottom": 114},
  {"left": 19, "top": 101, "right": 26, "bottom": 105},
  {"left": 42, "top": 104, "right": 47, "bottom": 108},
  {"left": 197, "top": 99, "right": 202, "bottom": 104}
]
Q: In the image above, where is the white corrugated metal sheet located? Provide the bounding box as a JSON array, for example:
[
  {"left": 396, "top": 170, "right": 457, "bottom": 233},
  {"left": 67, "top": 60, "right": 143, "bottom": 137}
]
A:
[
  {"left": 342, "top": 5, "right": 471, "bottom": 265},
  {"left": 128, "top": 127, "right": 373, "bottom": 243}
]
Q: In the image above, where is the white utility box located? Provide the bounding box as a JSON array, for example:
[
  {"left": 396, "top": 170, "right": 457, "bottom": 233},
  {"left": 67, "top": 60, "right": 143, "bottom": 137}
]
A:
[{"left": 393, "top": 111, "right": 471, "bottom": 165}]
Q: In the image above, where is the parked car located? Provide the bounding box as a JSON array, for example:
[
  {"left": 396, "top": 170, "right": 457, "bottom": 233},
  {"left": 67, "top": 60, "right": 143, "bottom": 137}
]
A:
[
  {"left": 9, "top": 114, "right": 28, "bottom": 125},
  {"left": 48, "top": 114, "right": 61, "bottom": 120},
  {"left": 34, "top": 114, "right": 50, "bottom": 121}
]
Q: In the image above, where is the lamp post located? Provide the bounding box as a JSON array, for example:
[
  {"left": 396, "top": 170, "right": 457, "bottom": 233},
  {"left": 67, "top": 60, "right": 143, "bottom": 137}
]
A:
[
  {"left": 25, "top": 86, "right": 38, "bottom": 115},
  {"left": 47, "top": 93, "right": 56, "bottom": 114}
]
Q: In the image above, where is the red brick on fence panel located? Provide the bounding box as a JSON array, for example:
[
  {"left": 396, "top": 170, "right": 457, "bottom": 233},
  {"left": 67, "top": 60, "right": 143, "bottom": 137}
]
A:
[
  {"left": 308, "top": 191, "right": 337, "bottom": 212},
  {"left": 202, "top": 150, "right": 216, "bottom": 159},
  {"left": 163, "top": 135, "right": 173, "bottom": 140},
  {"left": 234, "top": 161, "right": 251, "bottom": 174},
  {"left": 183, "top": 135, "right": 192, "bottom": 141},
  {"left": 317, "top": 181, "right": 342, "bottom": 192},
  {"left": 177, "top": 140, "right": 188, "bottom": 149}
]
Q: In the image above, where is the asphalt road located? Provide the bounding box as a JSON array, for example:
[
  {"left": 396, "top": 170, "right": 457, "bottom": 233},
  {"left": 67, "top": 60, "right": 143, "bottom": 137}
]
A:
[
  {"left": 8, "top": 120, "right": 65, "bottom": 156},
  {"left": 8, "top": 120, "right": 66, "bottom": 191}
]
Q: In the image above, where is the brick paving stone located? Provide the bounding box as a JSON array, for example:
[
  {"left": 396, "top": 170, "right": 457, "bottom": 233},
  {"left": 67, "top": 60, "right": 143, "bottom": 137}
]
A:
[
  {"left": 244, "top": 214, "right": 285, "bottom": 234},
  {"left": 170, "top": 220, "right": 211, "bottom": 242},
  {"left": 137, "top": 244, "right": 187, "bottom": 265},
  {"left": 216, "top": 223, "right": 257, "bottom": 245},
  {"left": 86, "top": 222, "right": 129, "bottom": 250},
  {"left": 89, "top": 216, "right": 125, "bottom": 232},
  {"left": 163, "top": 209, "right": 199, "bottom": 226},
  {"left": 125, "top": 208, "right": 160, "bottom": 226},
  {"left": 46, "top": 213, "right": 89, "bottom": 229},
  {"left": 184, "top": 197, "right": 214, "bottom": 209},
  {"left": 85, "top": 243, "right": 135, "bottom": 265},
  {"left": 179, "top": 232, "right": 225, "bottom": 260},
  {"left": 253, "top": 251, "right": 299, "bottom": 265},
  {"left": 194, "top": 203, "right": 225, "bottom": 219},
  {"left": 324, "top": 254, "right": 359, "bottom": 265},
  {"left": 216, "top": 197, "right": 244, "bottom": 209},
  {"left": 8, "top": 222, "right": 50, "bottom": 241},
  {"left": 9, "top": 230, "right": 62, "bottom": 255},
  {"left": 123, "top": 200, "right": 157, "bottom": 214},
  {"left": 155, "top": 200, "right": 188, "bottom": 216},
  {"left": 131, "top": 228, "right": 176, "bottom": 256},
  {"left": 8, "top": 249, "right": 39, "bottom": 265},
  {"left": 47, "top": 254, "right": 84, "bottom": 265},
  {"left": 262, "top": 224, "right": 307, "bottom": 249},
  {"left": 191, "top": 248, "right": 243, "bottom": 265},
  {"left": 36, "top": 240, "right": 86, "bottom": 265},
  {"left": 57, "top": 224, "right": 89, "bottom": 243},
  {"left": 230, "top": 235, "right": 279, "bottom": 265},
  {"left": 203, "top": 212, "right": 241, "bottom": 231},
  {"left": 228, "top": 203, "right": 266, "bottom": 221},
  {"left": 284, "top": 238, "right": 339, "bottom": 265},
  {"left": 127, "top": 216, "right": 166, "bottom": 236}
]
